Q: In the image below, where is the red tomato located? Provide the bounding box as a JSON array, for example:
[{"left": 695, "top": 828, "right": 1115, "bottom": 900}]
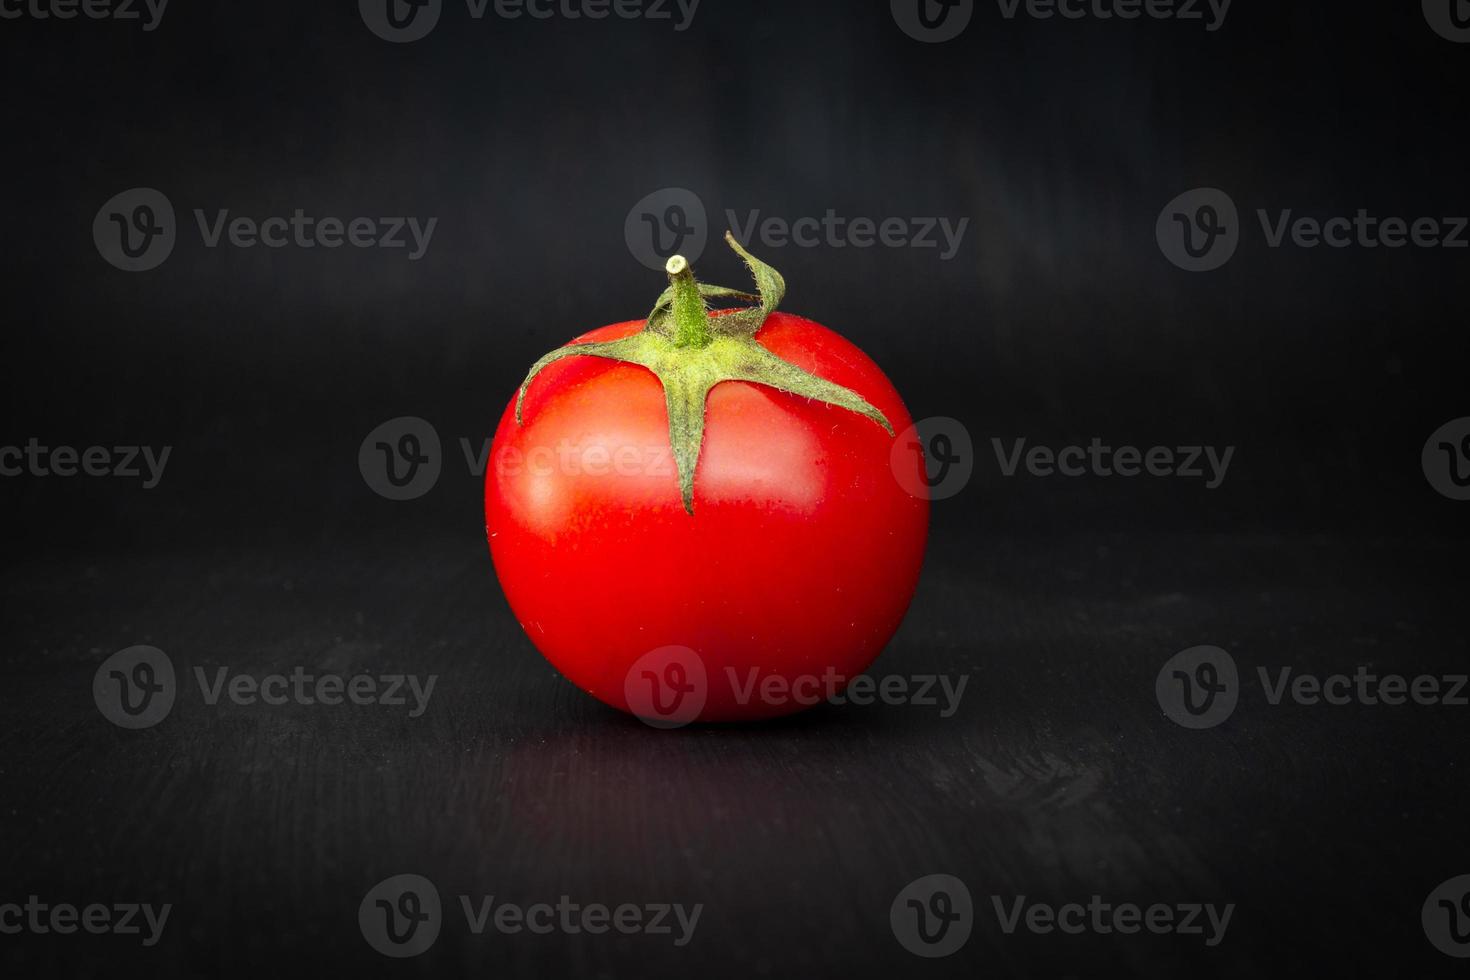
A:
[{"left": 485, "top": 245, "right": 928, "bottom": 724}]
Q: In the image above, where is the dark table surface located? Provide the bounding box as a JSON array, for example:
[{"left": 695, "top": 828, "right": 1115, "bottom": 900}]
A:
[
  {"left": 3, "top": 516, "right": 1466, "bottom": 978},
  {"left": 4, "top": 1, "right": 1470, "bottom": 976}
]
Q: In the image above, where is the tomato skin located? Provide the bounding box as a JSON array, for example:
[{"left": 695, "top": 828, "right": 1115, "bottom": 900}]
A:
[{"left": 486, "top": 311, "right": 928, "bottom": 722}]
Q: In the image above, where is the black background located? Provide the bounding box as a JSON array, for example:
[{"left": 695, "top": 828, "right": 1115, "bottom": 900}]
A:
[{"left": 2, "top": 0, "right": 1468, "bottom": 976}]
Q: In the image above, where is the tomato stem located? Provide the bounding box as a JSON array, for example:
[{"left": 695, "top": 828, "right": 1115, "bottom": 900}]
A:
[
  {"left": 664, "top": 255, "right": 712, "bottom": 349},
  {"left": 515, "top": 236, "right": 894, "bottom": 513}
]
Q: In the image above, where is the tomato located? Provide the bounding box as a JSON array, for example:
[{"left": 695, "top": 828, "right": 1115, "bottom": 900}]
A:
[{"left": 485, "top": 235, "right": 928, "bottom": 723}]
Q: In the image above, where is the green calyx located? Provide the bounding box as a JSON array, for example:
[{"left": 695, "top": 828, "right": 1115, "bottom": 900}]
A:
[{"left": 515, "top": 232, "right": 894, "bottom": 514}]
